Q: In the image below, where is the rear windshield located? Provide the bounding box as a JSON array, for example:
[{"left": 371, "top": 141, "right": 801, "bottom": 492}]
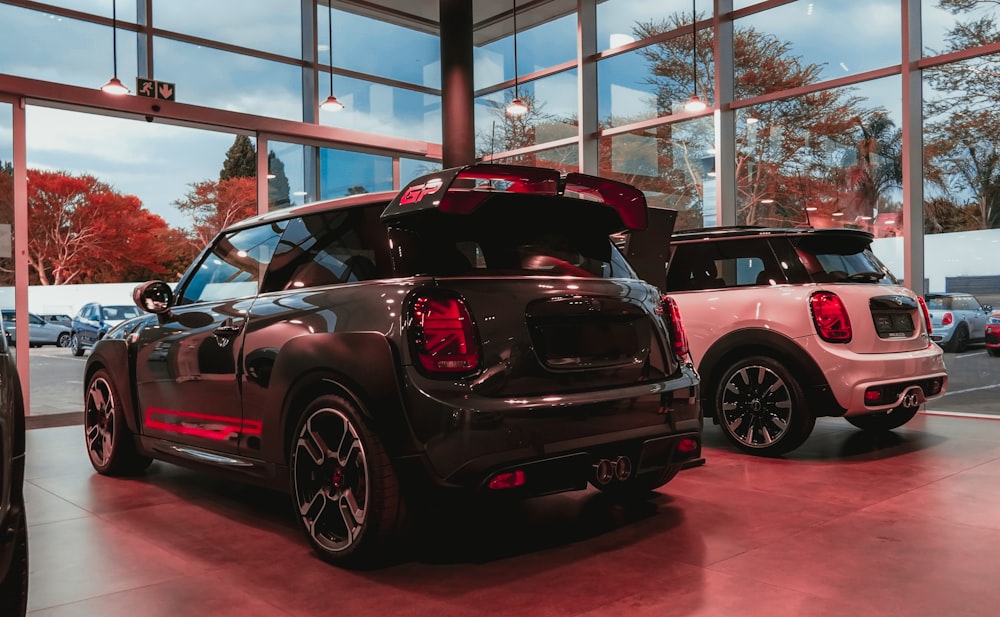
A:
[
  {"left": 387, "top": 194, "right": 637, "bottom": 279},
  {"left": 791, "top": 235, "right": 898, "bottom": 284}
]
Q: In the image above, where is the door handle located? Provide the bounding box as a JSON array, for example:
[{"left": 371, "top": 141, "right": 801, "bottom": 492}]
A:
[{"left": 213, "top": 318, "right": 244, "bottom": 347}]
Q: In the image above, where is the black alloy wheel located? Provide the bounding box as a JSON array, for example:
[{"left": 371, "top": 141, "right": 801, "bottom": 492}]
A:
[
  {"left": 714, "top": 355, "right": 814, "bottom": 456},
  {"left": 84, "top": 369, "right": 152, "bottom": 475},
  {"left": 291, "top": 394, "right": 407, "bottom": 568}
]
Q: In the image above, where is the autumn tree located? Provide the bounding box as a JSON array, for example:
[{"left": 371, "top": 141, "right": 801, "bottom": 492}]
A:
[
  {"left": 174, "top": 176, "right": 257, "bottom": 249},
  {"left": 268, "top": 150, "right": 291, "bottom": 208},
  {"left": 24, "top": 169, "right": 177, "bottom": 284}
]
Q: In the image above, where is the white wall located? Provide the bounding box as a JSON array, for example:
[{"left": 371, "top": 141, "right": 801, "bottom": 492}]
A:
[{"left": 872, "top": 228, "right": 1000, "bottom": 292}]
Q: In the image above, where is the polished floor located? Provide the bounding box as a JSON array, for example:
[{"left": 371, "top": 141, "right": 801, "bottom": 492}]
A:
[{"left": 22, "top": 411, "right": 1000, "bottom": 617}]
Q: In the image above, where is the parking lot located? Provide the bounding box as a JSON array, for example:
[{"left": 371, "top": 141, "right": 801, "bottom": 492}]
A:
[{"left": 19, "top": 343, "right": 999, "bottom": 421}]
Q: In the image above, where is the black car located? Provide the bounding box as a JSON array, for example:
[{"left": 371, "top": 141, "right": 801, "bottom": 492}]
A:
[
  {"left": 82, "top": 163, "right": 703, "bottom": 568},
  {"left": 70, "top": 302, "right": 144, "bottom": 356},
  {"left": 0, "top": 314, "right": 28, "bottom": 616}
]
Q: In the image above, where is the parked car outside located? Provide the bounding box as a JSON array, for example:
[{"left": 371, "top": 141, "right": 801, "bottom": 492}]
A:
[
  {"left": 923, "top": 292, "right": 993, "bottom": 353},
  {"left": 0, "top": 313, "right": 28, "bottom": 616},
  {"left": 2, "top": 309, "right": 72, "bottom": 348},
  {"left": 70, "top": 303, "right": 144, "bottom": 356},
  {"left": 41, "top": 314, "right": 72, "bottom": 327},
  {"left": 986, "top": 311, "right": 1000, "bottom": 358},
  {"left": 82, "top": 164, "right": 703, "bottom": 568},
  {"left": 626, "top": 221, "right": 947, "bottom": 456}
]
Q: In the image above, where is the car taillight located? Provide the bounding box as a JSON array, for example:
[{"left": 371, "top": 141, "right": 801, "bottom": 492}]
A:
[
  {"left": 941, "top": 311, "right": 953, "bottom": 326},
  {"left": 661, "top": 295, "right": 690, "bottom": 358},
  {"left": 810, "top": 291, "right": 852, "bottom": 343},
  {"left": 917, "top": 296, "right": 932, "bottom": 335},
  {"left": 409, "top": 292, "right": 480, "bottom": 376}
]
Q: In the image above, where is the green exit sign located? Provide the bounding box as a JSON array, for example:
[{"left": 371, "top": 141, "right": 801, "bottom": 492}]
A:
[{"left": 136, "top": 78, "right": 176, "bottom": 101}]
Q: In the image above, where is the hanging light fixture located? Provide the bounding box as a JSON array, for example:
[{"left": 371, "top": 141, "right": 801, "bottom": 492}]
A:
[
  {"left": 683, "top": 0, "right": 706, "bottom": 113},
  {"left": 320, "top": 1, "right": 344, "bottom": 111},
  {"left": 505, "top": 0, "right": 528, "bottom": 116},
  {"left": 100, "top": 0, "right": 130, "bottom": 95}
]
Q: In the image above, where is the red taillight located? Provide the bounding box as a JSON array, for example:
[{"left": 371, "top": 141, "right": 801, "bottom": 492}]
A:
[
  {"left": 810, "top": 291, "right": 852, "bottom": 343},
  {"left": 488, "top": 470, "right": 526, "bottom": 490},
  {"left": 941, "top": 311, "right": 953, "bottom": 326},
  {"left": 917, "top": 296, "right": 932, "bottom": 335},
  {"left": 661, "top": 295, "right": 690, "bottom": 358},
  {"left": 410, "top": 293, "right": 480, "bottom": 375}
]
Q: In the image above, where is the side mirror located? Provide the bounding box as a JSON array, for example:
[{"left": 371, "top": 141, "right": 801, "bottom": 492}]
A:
[{"left": 133, "top": 280, "right": 174, "bottom": 314}]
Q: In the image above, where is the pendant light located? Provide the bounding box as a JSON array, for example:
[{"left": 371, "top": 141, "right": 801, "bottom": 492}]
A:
[
  {"left": 320, "top": 1, "right": 344, "bottom": 111},
  {"left": 505, "top": 0, "right": 528, "bottom": 116},
  {"left": 683, "top": 0, "right": 706, "bottom": 113},
  {"left": 100, "top": 0, "right": 130, "bottom": 95}
]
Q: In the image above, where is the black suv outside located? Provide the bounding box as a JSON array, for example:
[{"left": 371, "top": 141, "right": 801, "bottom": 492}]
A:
[
  {"left": 70, "top": 302, "right": 144, "bottom": 356},
  {"left": 83, "top": 164, "right": 703, "bottom": 568}
]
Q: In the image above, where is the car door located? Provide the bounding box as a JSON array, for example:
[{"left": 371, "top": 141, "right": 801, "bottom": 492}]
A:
[
  {"left": 26, "top": 313, "right": 50, "bottom": 345},
  {"left": 77, "top": 304, "right": 101, "bottom": 347},
  {"left": 133, "top": 221, "right": 285, "bottom": 454}
]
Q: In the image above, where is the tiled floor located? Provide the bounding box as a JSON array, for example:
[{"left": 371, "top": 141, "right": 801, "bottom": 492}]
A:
[{"left": 23, "top": 411, "right": 1000, "bottom": 617}]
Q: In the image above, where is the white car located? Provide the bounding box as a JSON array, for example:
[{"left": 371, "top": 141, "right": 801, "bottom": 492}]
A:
[{"left": 628, "top": 222, "right": 948, "bottom": 456}]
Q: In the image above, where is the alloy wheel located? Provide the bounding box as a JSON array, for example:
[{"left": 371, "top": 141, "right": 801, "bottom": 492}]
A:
[
  {"left": 293, "top": 407, "right": 370, "bottom": 555},
  {"left": 720, "top": 364, "right": 793, "bottom": 450},
  {"left": 85, "top": 376, "right": 116, "bottom": 468}
]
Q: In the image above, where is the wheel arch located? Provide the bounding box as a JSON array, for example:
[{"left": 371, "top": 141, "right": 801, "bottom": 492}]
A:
[
  {"left": 262, "top": 332, "right": 413, "bottom": 466},
  {"left": 83, "top": 340, "right": 143, "bottom": 435},
  {"left": 697, "top": 328, "right": 843, "bottom": 420}
]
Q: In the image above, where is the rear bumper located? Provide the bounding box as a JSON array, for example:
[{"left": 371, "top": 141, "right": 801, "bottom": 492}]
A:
[
  {"left": 796, "top": 337, "right": 948, "bottom": 416},
  {"left": 398, "top": 366, "right": 703, "bottom": 498}
]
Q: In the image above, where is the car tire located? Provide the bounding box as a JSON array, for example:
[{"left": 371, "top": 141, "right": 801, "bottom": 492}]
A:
[
  {"left": 290, "top": 394, "right": 408, "bottom": 568},
  {"left": 844, "top": 406, "right": 919, "bottom": 431},
  {"left": 989, "top": 347, "right": 1000, "bottom": 357},
  {"left": 84, "top": 369, "right": 153, "bottom": 476},
  {"left": 57, "top": 332, "right": 71, "bottom": 348},
  {"left": 943, "top": 324, "right": 969, "bottom": 353},
  {"left": 0, "top": 514, "right": 28, "bottom": 617},
  {"left": 592, "top": 464, "right": 681, "bottom": 501},
  {"left": 714, "top": 355, "right": 815, "bottom": 456},
  {"left": 70, "top": 334, "right": 84, "bottom": 357}
]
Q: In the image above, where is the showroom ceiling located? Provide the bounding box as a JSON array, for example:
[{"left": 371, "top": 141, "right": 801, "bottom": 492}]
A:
[{"left": 340, "top": 0, "right": 579, "bottom": 44}]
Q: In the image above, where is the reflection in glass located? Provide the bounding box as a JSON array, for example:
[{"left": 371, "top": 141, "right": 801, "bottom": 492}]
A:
[
  {"left": 598, "top": 117, "right": 714, "bottom": 230},
  {"left": 0, "top": 103, "right": 11, "bottom": 289},
  {"left": 491, "top": 144, "right": 578, "bottom": 173},
  {"left": 922, "top": 0, "right": 1000, "bottom": 59},
  {"left": 401, "top": 159, "right": 442, "bottom": 184},
  {"left": 318, "top": 149, "right": 393, "bottom": 201},
  {"left": 154, "top": 38, "right": 302, "bottom": 121},
  {"left": 735, "top": 1, "right": 899, "bottom": 97},
  {"left": 319, "top": 74, "right": 441, "bottom": 143},
  {"left": 153, "top": 0, "right": 301, "bottom": 58},
  {"left": 474, "top": 12, "right": 576, "bottom": 90},
  {"left": 474, "top": 69, "right": 578, "bottom": 157},
  {"left": 735, "top": 77, "right": 902, "bottom": 235},
  {"left": 598, "top": 15, "right": 713, "bottom": 128},
  {"left": 0, "top": 5, "right": 138, "bottom": 92}
]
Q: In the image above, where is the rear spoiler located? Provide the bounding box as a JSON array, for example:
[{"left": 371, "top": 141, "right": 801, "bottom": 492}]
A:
[{"left": 381, "top": 163, "right": 649, "bottom": 231}]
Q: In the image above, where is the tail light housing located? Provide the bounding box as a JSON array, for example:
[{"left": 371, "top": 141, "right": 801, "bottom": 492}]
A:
[
  {"left": 409, "top": 292, "right": 481, "bottom": 376},
  {"left": 661, "top": 295, "right": 690, "bottom": 358},
  {"left": 917, "top": 296, "right": 932, "bottom": 335},
  {"left": 810, "top": 291, "right": 852, "bottom": 343},
  {"left": 941, "top": 311, "right": 953, "bottom": 326}
]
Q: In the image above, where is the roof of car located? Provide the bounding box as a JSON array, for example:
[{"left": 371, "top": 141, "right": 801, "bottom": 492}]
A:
[{"left": 671, "top": 225, "right": 874, "bottom": 241}]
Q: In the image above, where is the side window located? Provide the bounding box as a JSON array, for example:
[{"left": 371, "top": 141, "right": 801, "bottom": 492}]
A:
[
  {"left": 261, "top": 205, "right": 390, "bottom": 293},
  {"left": 666, "top": 239, "right": 784, "bottom": 291},
  {"left": 177, "top": 221, "right": 286, "bottom": 305}
]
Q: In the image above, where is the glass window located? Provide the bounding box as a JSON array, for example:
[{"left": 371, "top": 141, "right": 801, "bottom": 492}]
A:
[
  {"left": 923, "top": 55, "right": 1000, "bottom": 301},
  {"left": 474, "top": 69, "right": 578, "bottom": 154},
  {"left": 401, "top": 159, "right": 442, "bottom": 186},
  {"left": 598, "top": 25, "right": 713, "bottom": 127},
  {"left": 320, "top": 74, "right": 442, "bottom": 143},
  {"left": 153, "top": 0, "right": 301, "bottom": 58},
  {"left": 0, "top": 5, "right": 138, "bottom": 93},
  {"left": 474, "top": 12, "right": 577, "bottom": 90},
  {"left": 319, "top": 149, "right": 394, "bottom": 200},
  {"left": 923, "top": 0, "right": 1000, "bottom": 59},
  {"left": 178, "top": 222, "right": 287, "bottom": 305},
  {"left": 267, "top": 142, "right": 304, "bottom": 210},
  {"left": 153, "top": 37, "right": 302, "bottom": 121},
  {"left": 598, "top": 116, "right": 715, "bottom": 231},
  {"left": 735, "top": 1, "right": 900, "bottom": 98},
  {"left": 490, "top": 144, "right": 579, "bottom": 174},
  {"left": 262, "top": 206, "right": 391, "bottom": 293},
  {"left": 322, "top": 8, "right": 440, "bottom": 88},
  {"left": 734, "top": 76, "right": 902, "bottom": 232},
  {"left": 598, "top": 0, "right": 708, "bottom": 52}
]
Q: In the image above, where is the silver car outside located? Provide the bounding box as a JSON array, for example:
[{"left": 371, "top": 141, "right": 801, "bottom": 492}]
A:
[{"left": 924, "top": 292, "right": 993, "bottom": 353}]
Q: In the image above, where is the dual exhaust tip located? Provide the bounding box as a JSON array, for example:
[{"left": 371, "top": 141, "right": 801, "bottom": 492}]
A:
[{"left": 593, "top": 456, "right": 632, "bottom": 485}]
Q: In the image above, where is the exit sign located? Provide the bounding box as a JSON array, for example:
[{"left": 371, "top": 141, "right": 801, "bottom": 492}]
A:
[{"left": 136, "top": 78, "right": 176, "bottom": 101}]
